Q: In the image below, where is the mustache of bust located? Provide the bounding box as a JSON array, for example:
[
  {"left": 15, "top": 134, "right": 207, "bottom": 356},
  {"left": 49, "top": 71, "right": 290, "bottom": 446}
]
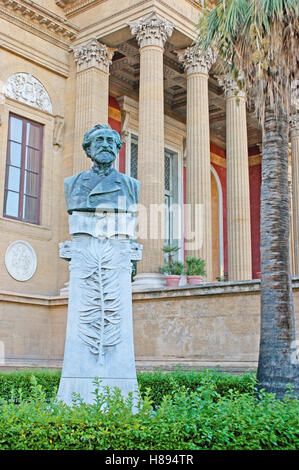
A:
[{"left": 93, "top": 149, "right": 117, "bottom": 157}]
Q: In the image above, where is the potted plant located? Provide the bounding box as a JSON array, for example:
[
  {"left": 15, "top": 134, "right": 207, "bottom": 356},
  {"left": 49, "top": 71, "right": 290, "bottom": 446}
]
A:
[
  {"left": 162, "top": 244, "right": 180, "bottom": 264},
  {"left": 185, "top": 257, "right": 206, "bottom": 285},
  {"left": 159, "top": 261, "right": 184, "bottom": 286}
]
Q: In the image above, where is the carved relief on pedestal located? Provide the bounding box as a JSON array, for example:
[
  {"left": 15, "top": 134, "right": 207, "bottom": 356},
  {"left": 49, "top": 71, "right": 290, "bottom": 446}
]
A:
[
  {"left": 5, "top": 241, "right": 37, "bottom": 282},
  {"left": 129, "top": 12, "right": 174, "bottom": 49},
  {"left": 70, "top": 238, "right": 121, "bottom": 364},
  {"left": 3, "top": 73, "right": 53, "bottom": 113},
  {"left": 73, "top": 38, "right": 115, "bottom": 73},
  {"left": 176, "top": 47, "right": 216, "bottom": 75}
]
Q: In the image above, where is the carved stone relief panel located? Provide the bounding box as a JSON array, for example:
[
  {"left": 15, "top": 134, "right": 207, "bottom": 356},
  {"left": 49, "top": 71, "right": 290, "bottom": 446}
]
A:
[
  {"left": 3, "top": 73, "right": 53, "bottom": 114},
  {"left": 5, "top": 240, "right": 37, "bottom": 282}
]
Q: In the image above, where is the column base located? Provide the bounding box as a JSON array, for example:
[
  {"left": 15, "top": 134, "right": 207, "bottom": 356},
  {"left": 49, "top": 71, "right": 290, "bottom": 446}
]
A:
[{"left": 132, "top": 273, "right": 166, "bottom": 291}]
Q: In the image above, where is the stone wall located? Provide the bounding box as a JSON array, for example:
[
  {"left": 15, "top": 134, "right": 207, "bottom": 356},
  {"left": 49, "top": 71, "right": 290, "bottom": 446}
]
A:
[{"left": 1, "top": 279, "right": 299, "bottom": 372}]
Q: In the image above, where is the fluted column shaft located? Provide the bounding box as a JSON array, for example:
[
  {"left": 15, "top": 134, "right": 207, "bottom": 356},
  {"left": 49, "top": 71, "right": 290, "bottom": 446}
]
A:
[
  {"left": 130, "top": 13, "right": 173, "bottom": 274},
  {"left": 138, "top": 45, "right": 165, "bottom": 272},
  {"left": 186, "top": 72, "right": 212, "bottom": 279},
  {"left": 178, "top": 48, "right": 216, "bottom": 281},
  {"left": 219, "top": 75, "right": 252, "bottom": 280},
  {"left": 291, "top": 118, "right": 299, "bottom": 275},
  {"left": 73, "top": 39, "right": 113, "bottom": 173}
]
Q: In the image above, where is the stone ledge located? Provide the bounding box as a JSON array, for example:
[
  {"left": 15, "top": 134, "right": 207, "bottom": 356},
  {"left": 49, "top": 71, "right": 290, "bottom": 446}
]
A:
[
  {"left": 0, "top": 290, "right": 68, "bottom": 306},
  {"left": 1, "top": 277, "right": 299, "bottom": 304},
  {"left": 132, "top": 277, "right": 299, "bottom": 300},
  {"left": 133, "top": 279, "right": 262, "bottom": 300}
]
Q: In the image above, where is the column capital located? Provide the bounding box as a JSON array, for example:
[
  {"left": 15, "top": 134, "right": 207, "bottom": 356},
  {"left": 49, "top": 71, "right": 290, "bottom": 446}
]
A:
[
  {"left": 217, "top": 73, "right": 246, "bottom": 99},
  {"left": 176, "top": 47, "right": 216, "bottom": 75},
  {"left": 73, "top": 38, "right": 115, "bottom": 73},
  {"left": 129, "top": 12, "right": 174, "bottom": 49}
]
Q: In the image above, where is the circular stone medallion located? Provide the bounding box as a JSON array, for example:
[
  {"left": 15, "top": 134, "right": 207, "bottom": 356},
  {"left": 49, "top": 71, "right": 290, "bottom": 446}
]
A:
[{"left": 5, "top": 241, "right": 37, "bottom": 281}]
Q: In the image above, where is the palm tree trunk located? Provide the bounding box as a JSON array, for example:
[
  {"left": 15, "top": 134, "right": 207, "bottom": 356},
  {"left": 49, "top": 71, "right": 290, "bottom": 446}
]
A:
[{"left": 257, "top": 102, "right": 299, "bottom": 398}]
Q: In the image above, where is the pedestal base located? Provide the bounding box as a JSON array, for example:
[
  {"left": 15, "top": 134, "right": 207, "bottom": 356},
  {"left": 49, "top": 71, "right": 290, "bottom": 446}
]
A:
[
  {"left": 58, "top": 232, "right": 142, "bottom": 408},
  {"left": 132, "top": 273, "right": 166, "bottom": 291},
  {"left": 57, "top": 376, "right": 139, "bottom": 408}
]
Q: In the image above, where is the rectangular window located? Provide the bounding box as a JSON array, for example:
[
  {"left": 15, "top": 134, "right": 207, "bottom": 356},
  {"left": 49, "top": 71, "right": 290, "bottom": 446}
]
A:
[
  {"left": 4, "top": 114, "right": 43, "bottom": 225},
  {"left": 130, "top": 134, "right": 138, "bottom": 180}
]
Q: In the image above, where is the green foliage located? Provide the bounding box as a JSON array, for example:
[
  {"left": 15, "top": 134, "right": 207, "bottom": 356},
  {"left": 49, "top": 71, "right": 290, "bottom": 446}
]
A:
[
  {"left": 0, "top": 369, "right": 60, "bottom": 402},
  {"left": 197, "top": 0, "right": 299, "bottom": 122},
  {"left": 161, "top": 244, "right": 180, "bottom": 265},
  {"left": 185, "top": 257, "right": 206, "bottom": 276},
  {"left": 137, "top": 368, "right": 255, "bottom": 407},
  {"left": 0, "top": 369, "right": 298, "bottom": 450},
  {"left": 159, "top": 261, "right": 184, "bottom": 276}
]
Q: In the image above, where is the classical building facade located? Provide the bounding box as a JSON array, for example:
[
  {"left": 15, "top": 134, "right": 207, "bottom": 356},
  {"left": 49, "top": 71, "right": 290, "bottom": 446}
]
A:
[{"left": 0, "top": 0, "right": 298, "bottom": 371}]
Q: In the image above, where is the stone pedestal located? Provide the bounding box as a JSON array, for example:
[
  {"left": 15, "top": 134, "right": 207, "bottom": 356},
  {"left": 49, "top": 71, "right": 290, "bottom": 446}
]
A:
[{"left": 57, "top": 212, "right": 142, "bottom": 406}]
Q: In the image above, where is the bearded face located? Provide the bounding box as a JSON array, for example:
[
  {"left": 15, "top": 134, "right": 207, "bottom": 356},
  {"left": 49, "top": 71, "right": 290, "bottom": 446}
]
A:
[{"left": 87, "top": 128, "right": 118, "bottom": 165}]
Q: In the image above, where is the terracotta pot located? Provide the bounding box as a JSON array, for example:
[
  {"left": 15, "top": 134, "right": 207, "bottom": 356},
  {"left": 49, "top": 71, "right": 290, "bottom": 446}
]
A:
[
  {"left": 187, "top": 275, "right": 204, "bottom": 285},
  {"left": 165, "top": 275, "right": 181, "bottom": 286}
]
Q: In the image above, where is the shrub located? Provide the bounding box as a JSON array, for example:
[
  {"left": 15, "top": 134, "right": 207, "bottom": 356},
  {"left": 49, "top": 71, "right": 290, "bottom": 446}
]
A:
[
  {"left": 0, "top": 369, "right": 60, "bottom": 402},
  {"left": 0, "top": 368, "right": 256, "bottom": 407},
  {"left": 185, "top": 257, "right": 206, "bottom": 276},
  {"left": 159, "top": 261, "right": 184, "bottom": 275},
  {"left": 137, "top": 368, "right": 256, "bottom": 407},
  {"left": 0, "top": 376, "right": 298, "bottom": 450}
]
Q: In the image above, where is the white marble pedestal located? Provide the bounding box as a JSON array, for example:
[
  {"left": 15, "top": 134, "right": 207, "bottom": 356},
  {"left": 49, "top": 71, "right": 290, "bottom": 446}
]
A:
[{"left": 57, "top": 212, "right": 142, "bottom": 407}]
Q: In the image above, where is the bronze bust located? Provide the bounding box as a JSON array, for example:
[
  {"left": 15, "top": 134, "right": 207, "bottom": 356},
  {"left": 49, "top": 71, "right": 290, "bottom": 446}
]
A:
[{"left": 64, "top": 124, "right": 139, "bottom": 214}]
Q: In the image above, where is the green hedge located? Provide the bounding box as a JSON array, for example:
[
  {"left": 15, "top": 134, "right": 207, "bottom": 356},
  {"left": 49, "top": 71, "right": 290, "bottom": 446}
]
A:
[
  {"left": 137, "top": 369, "right": 256, "bottom": 407},
  {"left": 0, "top": 375, "right": 298, "bottom": 450},
  {"left": 0, "top": 368, "right": 256, "bottom": 406}
]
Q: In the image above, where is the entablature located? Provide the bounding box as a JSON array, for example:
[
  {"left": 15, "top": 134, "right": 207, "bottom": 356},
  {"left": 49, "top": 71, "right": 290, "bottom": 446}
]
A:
[{"left": 0, "top": 0, "right": 79, "bottom": 47}]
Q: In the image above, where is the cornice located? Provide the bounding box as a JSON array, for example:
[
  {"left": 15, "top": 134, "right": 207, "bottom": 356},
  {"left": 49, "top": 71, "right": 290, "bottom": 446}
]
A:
[
  {"left": 0, "top": 30, "right": 70, "bottom": 76},
  {"left": 0, "top": 0, "right": 79, "bottom": 47},
  {"left": 76, "top": 0, "right": 198, "bottom": 45},
  {"left": 62, "top": 0, "right": 200, "bottom": 19},
  {"left": 62, "top": 0, "right": 109, "bottom": 17}
]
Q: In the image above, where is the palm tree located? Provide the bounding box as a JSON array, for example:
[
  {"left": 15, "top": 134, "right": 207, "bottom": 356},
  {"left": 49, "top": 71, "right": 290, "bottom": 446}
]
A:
[{"left": 197, "top": 0, "right": 299, "bottom": 398}]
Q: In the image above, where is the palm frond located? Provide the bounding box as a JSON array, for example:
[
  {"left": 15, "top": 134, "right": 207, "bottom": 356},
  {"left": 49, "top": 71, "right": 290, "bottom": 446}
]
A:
[{"left": 197, "top": 0, "right": 299, "bottom": 122}]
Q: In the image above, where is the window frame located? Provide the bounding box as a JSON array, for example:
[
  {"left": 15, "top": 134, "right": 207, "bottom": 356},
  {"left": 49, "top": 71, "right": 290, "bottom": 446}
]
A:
[{"left": 3, "top": 113, "right": 44, "bottom": 225}]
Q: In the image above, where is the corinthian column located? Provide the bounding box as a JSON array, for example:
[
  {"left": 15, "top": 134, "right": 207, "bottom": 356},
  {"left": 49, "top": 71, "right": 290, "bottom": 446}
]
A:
[
  {"left": 129, "top": 13, "right": 173, "bottom": 285},
  {"left": 73, "top": 38, "right": 114, "bottom": 173},
  {"left": 291, "top": 116, "right": 299, "bottom": 275},
  {"left": 177, "top": 47, "right": 216, "bottom": 281},
  {"left": 218, "top": 75, "right": 252, "bottom": 280}
]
